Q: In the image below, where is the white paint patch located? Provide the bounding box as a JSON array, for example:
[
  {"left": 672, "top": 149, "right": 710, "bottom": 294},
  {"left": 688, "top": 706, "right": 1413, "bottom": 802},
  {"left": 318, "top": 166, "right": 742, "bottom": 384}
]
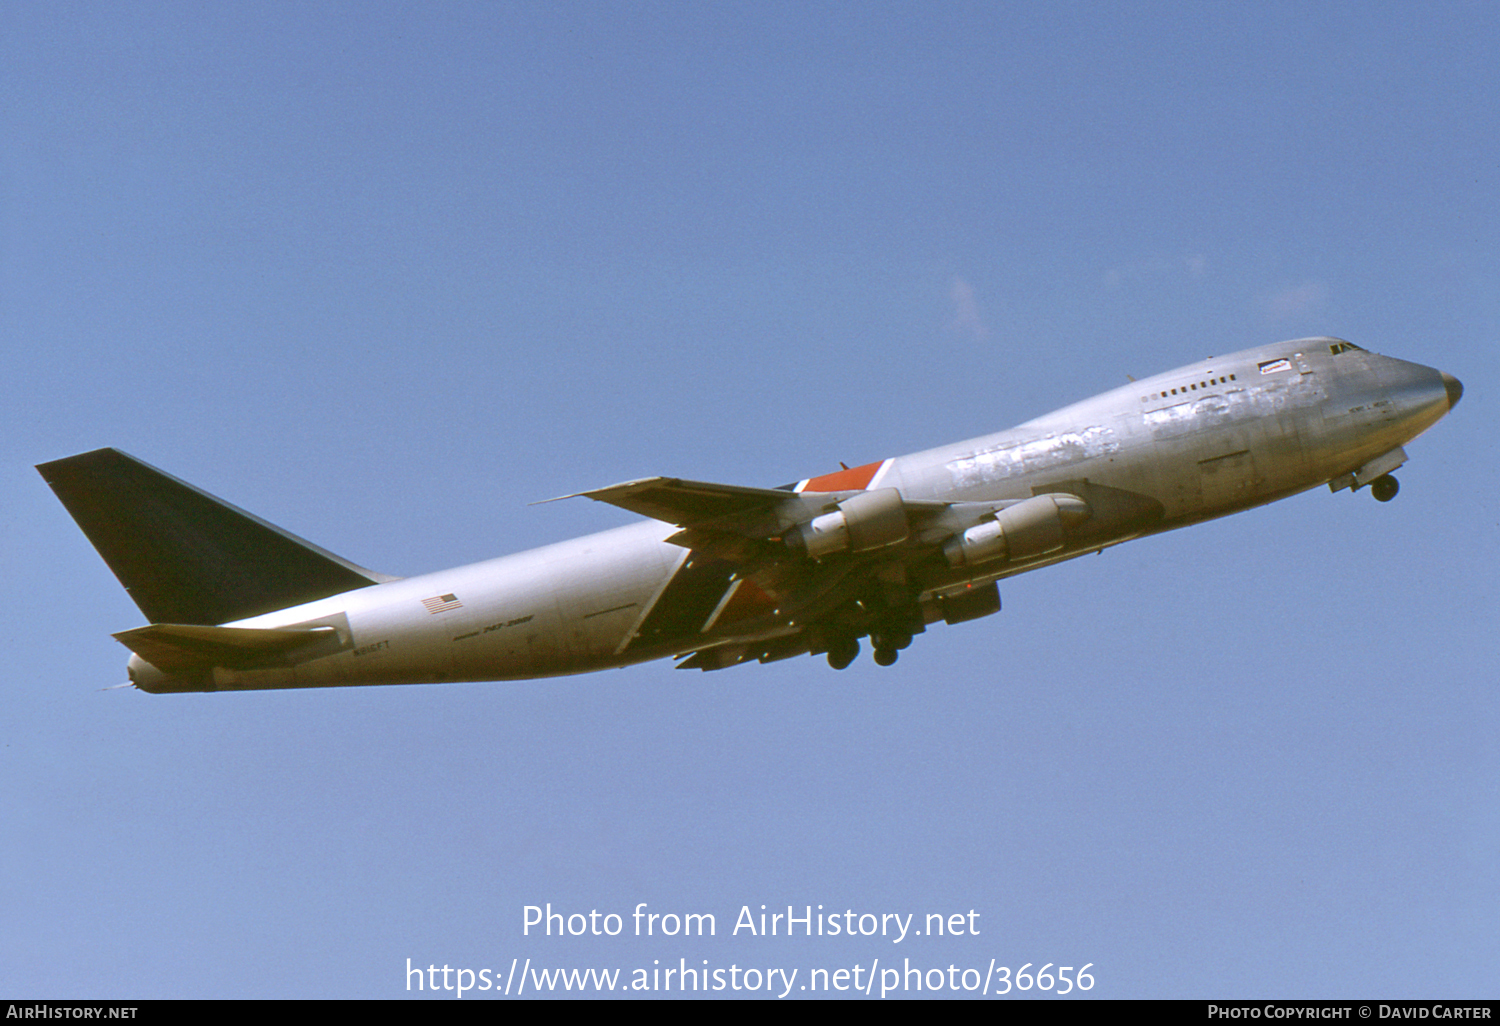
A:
[{"left": 946, "top": 426, "right": 1119, "bottom": 489}]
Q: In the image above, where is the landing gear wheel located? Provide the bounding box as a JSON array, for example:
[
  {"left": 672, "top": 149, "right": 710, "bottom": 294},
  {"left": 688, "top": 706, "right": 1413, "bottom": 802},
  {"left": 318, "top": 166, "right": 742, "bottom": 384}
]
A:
[
  {"left": 873, "top": 646, "right": 898, "bottom": 667},
  {"left": 1371, "top": 474, "right": 1399, "bottom": 502},
  {"left": 871, "top": 630, "right": 912, "bottom": 652},
  {"left": 827, "top": 637, "right": 859, "bottom": 670}
]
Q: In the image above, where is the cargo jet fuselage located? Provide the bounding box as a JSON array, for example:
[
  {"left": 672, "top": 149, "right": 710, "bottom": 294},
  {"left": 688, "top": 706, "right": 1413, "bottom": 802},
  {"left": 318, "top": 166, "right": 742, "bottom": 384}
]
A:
[{"left": 38, "top": 337, "right": 1461, "bottom": 693}]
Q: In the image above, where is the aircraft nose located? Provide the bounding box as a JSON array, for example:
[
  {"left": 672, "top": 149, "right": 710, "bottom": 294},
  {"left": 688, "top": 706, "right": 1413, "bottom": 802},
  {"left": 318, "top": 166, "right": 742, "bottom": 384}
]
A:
[{"left": 1442, "top": 371, "right": 1463, "bottom": 410}]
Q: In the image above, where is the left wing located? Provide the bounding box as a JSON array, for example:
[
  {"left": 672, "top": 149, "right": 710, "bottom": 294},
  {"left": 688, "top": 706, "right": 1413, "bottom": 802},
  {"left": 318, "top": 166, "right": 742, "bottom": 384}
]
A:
[
  {"left": 554, "top": 473, "right": 1091, "bottom": 669},
  {"left": 559, "top": 475, "right": 954, "bottom": 543},
  {"left": 556, "top": 476, "right": 796, "bottom": 528}
]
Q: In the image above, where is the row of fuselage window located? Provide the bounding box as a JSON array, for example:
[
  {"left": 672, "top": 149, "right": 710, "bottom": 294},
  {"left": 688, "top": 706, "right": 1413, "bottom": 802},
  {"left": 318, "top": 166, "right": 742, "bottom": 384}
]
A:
[{"left": 1142, "top": 373, "right": 1238, "bottom": 403}]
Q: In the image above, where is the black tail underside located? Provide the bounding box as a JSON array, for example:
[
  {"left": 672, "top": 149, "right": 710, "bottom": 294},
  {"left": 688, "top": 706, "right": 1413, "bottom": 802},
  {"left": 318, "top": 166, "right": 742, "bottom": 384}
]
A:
[{"left": 37, "top": 448, "right": 389, "bottom": 625}]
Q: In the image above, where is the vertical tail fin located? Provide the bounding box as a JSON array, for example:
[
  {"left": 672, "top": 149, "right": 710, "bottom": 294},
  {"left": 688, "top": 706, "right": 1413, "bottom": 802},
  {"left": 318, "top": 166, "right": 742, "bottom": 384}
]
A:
[{"left": 37, "top": 448, "right": 392, "bottom": 625}]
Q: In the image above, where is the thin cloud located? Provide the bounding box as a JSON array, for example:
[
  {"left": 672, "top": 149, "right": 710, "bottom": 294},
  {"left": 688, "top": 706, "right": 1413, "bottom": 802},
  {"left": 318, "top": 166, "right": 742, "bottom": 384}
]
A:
[
  {"left": 1103, "top": 253, "right": 1208, "bottom": 290},
  {"left": 1263, "top": 281, "right": 1328, "bottom": 320},
  {"left": 948, "top": 278, "right": 988, "bottom": 342}
]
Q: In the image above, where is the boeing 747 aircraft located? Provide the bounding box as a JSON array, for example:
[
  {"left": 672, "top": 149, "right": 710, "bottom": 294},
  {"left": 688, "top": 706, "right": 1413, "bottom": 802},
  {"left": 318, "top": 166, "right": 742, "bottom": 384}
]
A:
[{"left": 39, "top": 337, "right": 1461, "bottom": 693}]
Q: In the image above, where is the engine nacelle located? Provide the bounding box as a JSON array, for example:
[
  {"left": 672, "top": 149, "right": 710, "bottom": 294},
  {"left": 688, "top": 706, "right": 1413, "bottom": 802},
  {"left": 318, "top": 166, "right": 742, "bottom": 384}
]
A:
[
  {"left": 942, "top": 493, "right": 1090, "bottom": 567},
  {"left": 786, "top": 487, "right": 910, "bottom": 559},
  {"left": 933, "top": 581, "right": 1002, "bottom": 624}
]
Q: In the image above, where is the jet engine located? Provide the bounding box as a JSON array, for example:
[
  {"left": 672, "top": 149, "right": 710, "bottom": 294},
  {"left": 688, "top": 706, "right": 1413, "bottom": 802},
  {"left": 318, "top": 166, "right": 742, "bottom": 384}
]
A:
[
  {"left": 942, "top": 493, "right": 1090, "bottom": 567},
  {"left": 785, "top": 487, "right": 909, "bottom": 559}
]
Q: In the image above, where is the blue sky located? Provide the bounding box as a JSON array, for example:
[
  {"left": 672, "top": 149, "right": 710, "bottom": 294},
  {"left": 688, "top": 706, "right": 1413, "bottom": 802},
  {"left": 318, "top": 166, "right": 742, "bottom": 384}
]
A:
[{"left": 3, "top": 2, "right": 1495, "bottom": 998}]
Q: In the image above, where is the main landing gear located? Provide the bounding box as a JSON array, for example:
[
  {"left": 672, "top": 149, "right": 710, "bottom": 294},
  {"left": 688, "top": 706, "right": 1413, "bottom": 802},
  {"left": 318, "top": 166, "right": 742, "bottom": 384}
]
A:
[
  {"left": 825, "top": 629, "right": 913, "bottom": 669},
  {"left": 824, "top": 595, "right": 926, "bottom": 670},
  {"left": 826, "top": 636, "right": 859, "bottom": 670},
  {"left": 1370, "top": 474, "right": 1400, "bottom": 503},
  {"left": 870, "top": 628, "right": 912, "bottom": 666}
]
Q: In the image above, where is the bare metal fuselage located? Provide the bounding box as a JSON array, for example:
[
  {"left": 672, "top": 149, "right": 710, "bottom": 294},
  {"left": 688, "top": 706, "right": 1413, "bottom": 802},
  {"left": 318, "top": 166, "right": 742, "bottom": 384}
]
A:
[{"left": 88, "top": 337, "right": 1456, "bottom": 692}]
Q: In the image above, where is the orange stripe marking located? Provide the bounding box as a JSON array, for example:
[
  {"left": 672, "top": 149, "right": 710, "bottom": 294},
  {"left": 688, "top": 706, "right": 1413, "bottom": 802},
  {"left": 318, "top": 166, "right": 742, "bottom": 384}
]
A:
[{"left": 800, "top": 459, "right": 884, "bottom": 493}]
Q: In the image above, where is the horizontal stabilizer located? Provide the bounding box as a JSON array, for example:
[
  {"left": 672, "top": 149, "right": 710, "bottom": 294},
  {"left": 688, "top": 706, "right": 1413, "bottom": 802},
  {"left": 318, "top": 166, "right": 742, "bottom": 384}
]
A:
[
  {"left": 38, "top": 448, "right": 393, "bottom": 625},
  {"left": 113, "top": 623, "right": 338, "bottom": 673}
]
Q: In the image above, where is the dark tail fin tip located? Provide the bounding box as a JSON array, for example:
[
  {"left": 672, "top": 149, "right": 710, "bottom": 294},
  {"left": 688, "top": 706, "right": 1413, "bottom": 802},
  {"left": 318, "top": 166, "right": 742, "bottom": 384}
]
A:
[{"left": 38, "top": 448, "right": 389, "bottom": 625}]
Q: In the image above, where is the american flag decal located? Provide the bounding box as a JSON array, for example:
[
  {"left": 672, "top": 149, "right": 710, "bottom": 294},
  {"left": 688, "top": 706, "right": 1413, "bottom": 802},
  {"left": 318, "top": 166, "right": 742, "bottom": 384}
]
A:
[{"left": 422, "top": 593, "right": 463, "bottom": 614}]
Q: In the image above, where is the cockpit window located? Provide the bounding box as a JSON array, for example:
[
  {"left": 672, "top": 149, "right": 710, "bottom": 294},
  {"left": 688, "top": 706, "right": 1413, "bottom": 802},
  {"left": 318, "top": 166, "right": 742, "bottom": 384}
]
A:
[{"left": 1329, "top": 341, "right": 1366, "bottom": 355}]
